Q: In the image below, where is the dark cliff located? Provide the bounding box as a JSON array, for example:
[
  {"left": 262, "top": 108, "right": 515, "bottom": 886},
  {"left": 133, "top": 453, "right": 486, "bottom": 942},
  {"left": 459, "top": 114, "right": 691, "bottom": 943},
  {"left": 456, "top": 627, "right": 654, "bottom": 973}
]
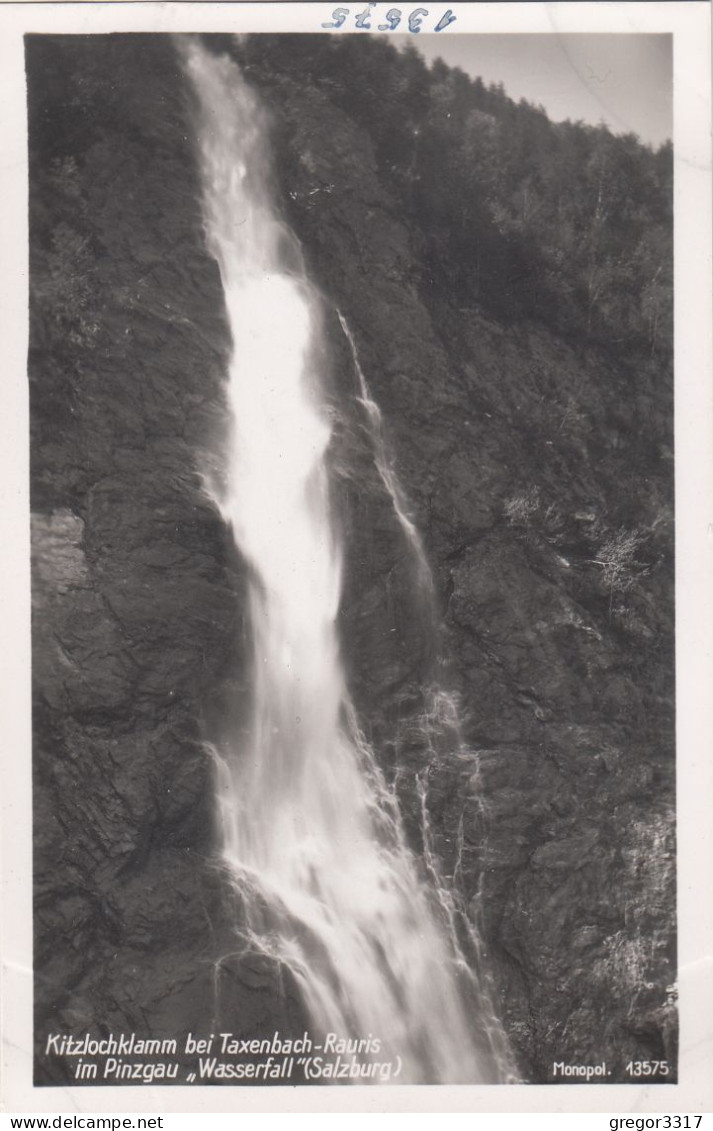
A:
[{"left": 29, "top": 33, "right": 675, "bottom": 1085}]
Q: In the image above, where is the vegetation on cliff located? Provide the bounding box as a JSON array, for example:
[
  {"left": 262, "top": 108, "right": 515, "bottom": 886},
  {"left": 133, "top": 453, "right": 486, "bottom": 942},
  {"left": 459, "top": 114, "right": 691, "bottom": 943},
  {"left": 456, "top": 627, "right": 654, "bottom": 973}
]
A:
[{"left": 236, "top": 34, "right": 672, "bottom": 355}]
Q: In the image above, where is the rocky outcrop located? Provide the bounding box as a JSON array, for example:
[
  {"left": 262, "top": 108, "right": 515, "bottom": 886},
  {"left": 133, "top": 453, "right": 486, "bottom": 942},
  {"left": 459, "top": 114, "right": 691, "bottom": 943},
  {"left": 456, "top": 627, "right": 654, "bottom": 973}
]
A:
[{"left": 29, "top": 34, "right": 675, "bottom": 1085}]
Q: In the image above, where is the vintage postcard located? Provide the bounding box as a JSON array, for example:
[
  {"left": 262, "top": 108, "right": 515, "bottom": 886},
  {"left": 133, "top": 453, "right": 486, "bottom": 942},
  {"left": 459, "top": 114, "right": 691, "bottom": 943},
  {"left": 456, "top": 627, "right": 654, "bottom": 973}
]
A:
[{"left": 1, "top": 0, "right": 711, "bottom": 1115}]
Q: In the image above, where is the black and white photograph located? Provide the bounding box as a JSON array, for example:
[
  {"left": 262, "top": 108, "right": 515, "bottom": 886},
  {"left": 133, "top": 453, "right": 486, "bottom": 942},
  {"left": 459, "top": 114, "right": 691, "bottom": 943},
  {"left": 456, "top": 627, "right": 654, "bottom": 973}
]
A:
[{"left": 2, "top": 0, "right": 712, "bottom": 1113}]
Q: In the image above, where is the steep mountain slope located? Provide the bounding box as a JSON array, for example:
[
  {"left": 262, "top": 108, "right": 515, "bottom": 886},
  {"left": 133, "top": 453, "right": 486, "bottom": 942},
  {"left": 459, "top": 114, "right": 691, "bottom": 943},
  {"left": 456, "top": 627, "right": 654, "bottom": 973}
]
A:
[{"left": 29, "top": 34, "right": 675, "bottom": 1084}]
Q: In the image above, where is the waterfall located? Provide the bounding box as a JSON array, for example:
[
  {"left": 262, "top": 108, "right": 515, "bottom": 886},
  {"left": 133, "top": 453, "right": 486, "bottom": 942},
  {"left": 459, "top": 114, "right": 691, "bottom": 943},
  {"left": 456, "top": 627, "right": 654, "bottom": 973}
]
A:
[
  {"left": 337, "top": 312, "right": 433, "bottom": 593},
  {"left": 183, "top": 39, "right": 509, "bottom": 1084}
]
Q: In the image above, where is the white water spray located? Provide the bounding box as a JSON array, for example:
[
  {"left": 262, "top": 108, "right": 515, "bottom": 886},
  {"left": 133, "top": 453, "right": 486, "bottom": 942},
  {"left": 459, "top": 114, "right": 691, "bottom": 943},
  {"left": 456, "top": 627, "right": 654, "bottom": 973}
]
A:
[{"left": 185, "top": 40, "right": 505, "bottom": 1083}]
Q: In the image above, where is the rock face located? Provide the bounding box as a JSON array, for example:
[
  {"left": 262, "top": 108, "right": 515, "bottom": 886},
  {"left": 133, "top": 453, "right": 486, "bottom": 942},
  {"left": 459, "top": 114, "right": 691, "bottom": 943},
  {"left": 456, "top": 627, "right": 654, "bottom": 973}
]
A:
[
  {"left": 248, "top": 46, "right": 676, "bottom": 1081},
  {"left": 29, "top": 36, "right": 310, "bottom": 1083},
  {"left": 29, "top": 34, "right": 675, "bottom": 1086}
]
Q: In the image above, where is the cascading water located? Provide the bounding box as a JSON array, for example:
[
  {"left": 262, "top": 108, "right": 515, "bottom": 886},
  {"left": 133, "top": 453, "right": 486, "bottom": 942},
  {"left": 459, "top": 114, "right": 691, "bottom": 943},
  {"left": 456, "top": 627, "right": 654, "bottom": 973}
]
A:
[
  {"left": 337, "top": 312, "right": 433, "bottom": 593},
  {"left": 183, "top": 39, "right": 511, "bottom": 1084}
]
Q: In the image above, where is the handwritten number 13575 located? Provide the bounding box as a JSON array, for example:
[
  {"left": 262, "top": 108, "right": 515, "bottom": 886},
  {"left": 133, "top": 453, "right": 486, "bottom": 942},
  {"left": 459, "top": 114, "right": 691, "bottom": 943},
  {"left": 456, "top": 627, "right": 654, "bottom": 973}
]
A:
[{"left": 322, "top": 5, "right": 457, "bottom": 33}]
